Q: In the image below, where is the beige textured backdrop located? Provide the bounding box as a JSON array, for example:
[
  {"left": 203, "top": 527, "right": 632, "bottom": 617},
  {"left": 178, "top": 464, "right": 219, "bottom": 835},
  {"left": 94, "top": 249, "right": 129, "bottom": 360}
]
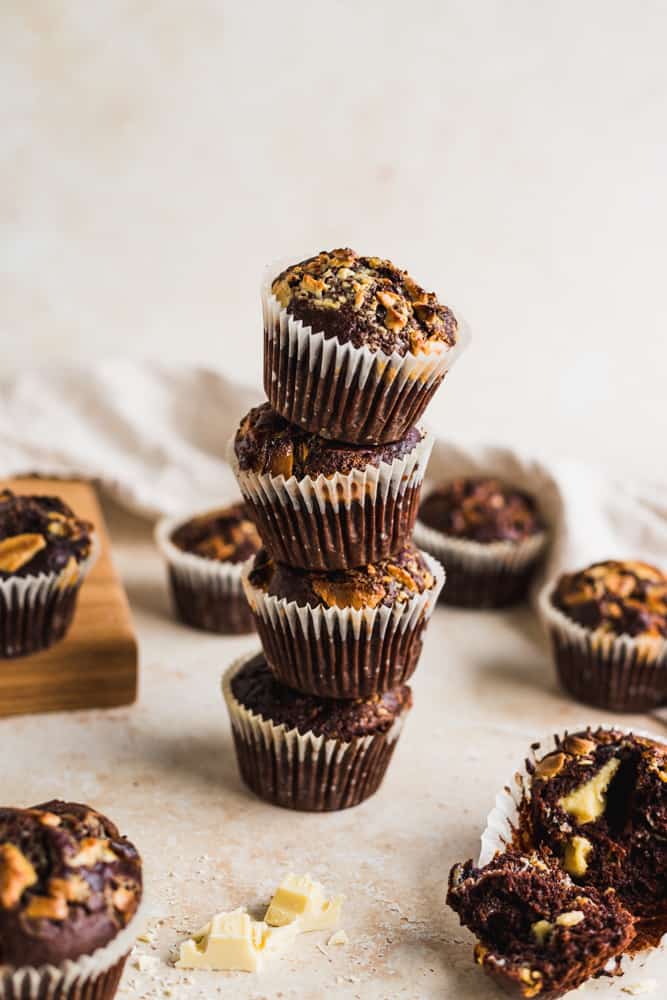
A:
[{"left": 2, "top": 1, "right": 666, "bottom": 470}]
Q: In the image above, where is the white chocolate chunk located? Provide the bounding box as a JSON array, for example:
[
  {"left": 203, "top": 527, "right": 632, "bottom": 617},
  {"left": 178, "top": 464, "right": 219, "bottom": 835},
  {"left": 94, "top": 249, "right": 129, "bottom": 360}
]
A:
[
  {"left": 175, "top": 908, "right": 298, "bottom": 972},
  {"left": 327, "top": 929, "right": 349, "bottom": 947},
  {"left": 558, "top": 758, "right": 620, "bottom": 824},
  {"left": 265, "top": 873, "right": 344, "bottom": 932},
  {"left": 563, "top": 836, "right": 593, "bottom": 876},
  {"left": 531, "top": 919, "right": 553, "bottom": 945},
  {"left": 556, "top": 910, "right": 585, "bottom": 927}
]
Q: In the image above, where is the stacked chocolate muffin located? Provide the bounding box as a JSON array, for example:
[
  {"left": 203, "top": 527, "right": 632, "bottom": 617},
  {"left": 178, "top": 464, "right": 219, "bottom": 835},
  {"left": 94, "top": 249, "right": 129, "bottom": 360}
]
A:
[{"left": 223, "top": 249, "right": 467, "bottom": 811}]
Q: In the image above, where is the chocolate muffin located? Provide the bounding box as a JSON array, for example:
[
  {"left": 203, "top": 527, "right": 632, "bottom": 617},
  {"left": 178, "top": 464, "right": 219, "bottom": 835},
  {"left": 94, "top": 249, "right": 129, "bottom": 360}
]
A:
[
  {"left": 447, "top": 851, "right": 635, "bottom": 999},
  {"left": 242, "top": 544, "right": 444, "bottom": 698},
  {"left": 541, "top": 560, "right": 667, "bottom": 710},
  {"left": 0, "top": 800, "right": 142, "bottom": 999},
  {"left": 414, "top": 477, "right": 548, "bottom": 608},
  {"left": 263, "top": 248, "right": 467, "bottom": 444},
  {"left": 0, "top": 490, "right": 96, "bottom": 657},
  {"left": 233, "top": 403, "right": 431, "bottom": 571},
  {"left": 522, "top": 728, "right": 667, "bottom": 926},
  {"left": 222, "top": 651, "right": 412, "bottom": 811},
  {"left": 155, "top": 501, "right": 260, "bottom": 634}
]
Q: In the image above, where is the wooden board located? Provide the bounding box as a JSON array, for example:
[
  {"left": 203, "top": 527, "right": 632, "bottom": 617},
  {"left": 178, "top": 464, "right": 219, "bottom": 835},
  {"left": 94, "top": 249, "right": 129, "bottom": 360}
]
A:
[{"left": 0, "top": 478, "right": 137, "bottom": 717}]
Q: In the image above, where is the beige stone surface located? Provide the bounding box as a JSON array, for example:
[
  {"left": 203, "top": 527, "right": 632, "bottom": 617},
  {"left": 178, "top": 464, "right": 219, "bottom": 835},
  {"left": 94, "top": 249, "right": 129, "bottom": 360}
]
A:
[{"left": 2, "top": 499, "right": 664, "bottom": 998}]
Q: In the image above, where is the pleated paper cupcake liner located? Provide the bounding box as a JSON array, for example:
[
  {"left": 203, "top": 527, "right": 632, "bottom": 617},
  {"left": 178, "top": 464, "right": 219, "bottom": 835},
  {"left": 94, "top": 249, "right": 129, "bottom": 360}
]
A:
[
  {"left": 155, "top": 512, "right": 255, "bottom": 635},
  {"left": 0, "top": 536, "right": 99, "bottom": 658},
  {"left": 230, "top": 432, "right": 433, "bottom": 572},
  {"left": 539, "top": 582, "right": 667, "bottom": 712},
  {"left": 241, "top": 551, "right": 444, "bottom": 698},
  {"left": 478, "top": 725, "right": 667, "bottom": 968},
  {"left": 262, "top": 262, "right": 470, "bottom": 445},
  {"left": 413, "top": 520, "right": 548, "bottom": 608},
  {"left": 0, "top": 895, "right": 148, "bottom": 1000},
  {"left": 222, "top": 651, "right": 410, "bottom": 811}
]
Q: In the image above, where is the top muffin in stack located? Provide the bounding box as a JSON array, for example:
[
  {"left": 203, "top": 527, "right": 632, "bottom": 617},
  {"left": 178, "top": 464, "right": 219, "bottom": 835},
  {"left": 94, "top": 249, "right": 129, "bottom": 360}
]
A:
[{"left": 226, "top": 249, "right": 465, "bottom": 811}]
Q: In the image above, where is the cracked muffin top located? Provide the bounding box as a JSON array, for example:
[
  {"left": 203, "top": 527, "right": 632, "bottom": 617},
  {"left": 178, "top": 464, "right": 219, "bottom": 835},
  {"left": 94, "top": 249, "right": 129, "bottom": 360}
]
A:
[
  {"left": 551, "top": 560, "right": 667, "bottom": 638},
  {"left": 230, "top": 653, "right": 412, "bottom": 740},
  {"left": 234, "top": 403, "right": 424, "bottom": 480},
  {"left": 247, "top": 543, "right": 436, "bottom": 611},
  {"left": 419, "top": 477, "right": 544, "bottom": 544},
  {"left": 171, "top": 502, "right": 260, "bottom": 565},
  {"left": 0, "top": 800, "right": 142, "bottom": 967},
  {"left": 270, "top": 248, "right": 458, "bottom": 357},
  {"left": 0, "top": 490, "right": 93, "bottom": 579}
]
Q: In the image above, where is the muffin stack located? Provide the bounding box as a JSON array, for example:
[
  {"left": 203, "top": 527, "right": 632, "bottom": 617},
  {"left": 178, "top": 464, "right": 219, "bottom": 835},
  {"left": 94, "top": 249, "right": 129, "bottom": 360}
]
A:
[{"left": 223, "top": 248, "right": 467, "bottom": 811}]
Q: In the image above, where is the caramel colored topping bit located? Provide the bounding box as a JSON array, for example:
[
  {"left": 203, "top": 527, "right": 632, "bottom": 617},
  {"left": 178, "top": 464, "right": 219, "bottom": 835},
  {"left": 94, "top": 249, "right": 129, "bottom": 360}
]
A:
[
  {"left": 562, "top": 735, "right": 597, "bottom": 757},
  {"left": 534, "top": 752, "right": 566, "bottom": 780},
  {"left": 385, "top": 563, "right": 419, "bottom": 592},
  {"left": 269, "top": 445, "right": 294, "bottom": 480},
  {"left": 0, "top": 843, "right": 38, "bottom": 908},
  {"left": 312, "top": 579, "right": 384, "bottom": 611},
  {"left": 67, "top": 837, "right": 118, "bottom": 867},
  {"left": 376, "top": 290, "right": 409, "bottom": 331},
  {"left": 301, "top": 274, "right": 325, "bottom": 296},
  {"left": 49, "top": 875, "right": 91, "bottom": 903},
  {"left": 0, "top": 533, "right": 46, "bottom": 573},
  {"left": 24, "top": 894, "right": 69, "bottom": 921},
  {"left": 112, "top": 885, "right": 135, "bottom": 913},
  {"left": 37, "top": 811, "right": 62, "bottom": 827}
]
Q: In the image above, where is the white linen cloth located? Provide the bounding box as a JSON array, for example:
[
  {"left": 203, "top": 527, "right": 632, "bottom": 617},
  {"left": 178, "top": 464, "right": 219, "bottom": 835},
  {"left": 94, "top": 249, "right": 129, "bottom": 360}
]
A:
[{"left": 2, "top": 360, "right": 666, "bottom": 586}]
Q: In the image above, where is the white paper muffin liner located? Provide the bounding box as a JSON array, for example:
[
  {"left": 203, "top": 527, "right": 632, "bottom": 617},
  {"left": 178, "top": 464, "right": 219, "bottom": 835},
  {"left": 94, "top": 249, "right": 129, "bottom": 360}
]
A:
[
  {"left": 413, "top": 518, "right": 548, "bottom": 608},
  {"left": 0, "top": 894, "right": 148, "bottom": 1000},
  {"left": 538, "top": 580, "right": 667, "bottom": 710},
  {"left": 222, "top": 650, "right": 410, "bottom": 811},
  {"left": 154, "top": 510, "right": 255, "bottom": 634},
  {"left": 241, "top": 551, "right": 444, "bottom": 697},
  {"left": 0, "top": 534, "right": 99, "bottom": 658},
  {"left": 262, "top": 259, "right": 471, "bottom": 445},
  {"left": 230, "top": 431, "right": 434, "bottom": 571}
]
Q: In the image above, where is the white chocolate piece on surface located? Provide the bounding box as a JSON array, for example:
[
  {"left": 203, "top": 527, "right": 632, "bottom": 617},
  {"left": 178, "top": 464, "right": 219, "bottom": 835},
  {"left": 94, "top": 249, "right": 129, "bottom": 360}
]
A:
[
  {"left": 175, "top": 908, "right": 298, "bottom": 972},
  {"left": 265, "top": 873, "right": 344, "bottom": 932},
  {"left": 327, "top": 929, "right": 349, "bottom": 947}
]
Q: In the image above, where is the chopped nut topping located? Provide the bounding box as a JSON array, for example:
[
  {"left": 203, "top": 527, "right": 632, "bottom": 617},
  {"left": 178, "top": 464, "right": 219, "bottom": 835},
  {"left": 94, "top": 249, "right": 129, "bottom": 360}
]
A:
[
  {"left": 112, "top": 886, "right": 135, "bottom": 912},
  {"left": 553, "top": 560, "right": 667, "bottom": 638},
  {"left": 67, "top": 837, "right": 118, "bottom": 868},
  {"left": 24, "top": 894, "right": 69, "bottom": 921},
  {"left": 534, "top": 752, "right": 566, "bottom": 780},
  {"left": 49, "top": 875, "right": 91, "bottom": 903},
  {"left": 0, "top": 843, "right": 38, "bottom": 908},
  {"left": 562, "top": 735, "right": 597, "bottom": 757},
  {"left": 0, "top": 533, "right": 47, "bottom": 573},
  {"left": 312, "top": 580, "right": 384, "bottom": 611}
]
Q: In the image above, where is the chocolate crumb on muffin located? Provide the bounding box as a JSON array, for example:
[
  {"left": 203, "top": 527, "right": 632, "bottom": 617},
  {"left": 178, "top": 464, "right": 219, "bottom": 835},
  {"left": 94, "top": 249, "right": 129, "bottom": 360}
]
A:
[
  {"left": 522, "top": 728, "right": 667, "bottom": 929},
  {"left": 542, "top": 560, "right": 667, "bottom": 710},
  {"left": 0, "top": 490, "right": 96, "bottom": 657},
  {"left": 233, "top": 403, "right": 431, "bottom": 570},
  {"left": 447, "top": 851, "right": 635, "bottom": 999},
  {"left": 223, "top": 651, "right": 412, "bottom": 811},
  {"left": 243, "top": 544, "right": 444, "bottom": 698},
  {"left": 415, "top": 477, "right": 548, "bottom": 608},
  {"left": 156, "top": 501, "right": 261, "bottom": 634},
  {"left": 0, "top": 800, "right": 142, "bottom": 999},
  {"left": 263, "top": 249, "right": 467, "bottom": 444}
]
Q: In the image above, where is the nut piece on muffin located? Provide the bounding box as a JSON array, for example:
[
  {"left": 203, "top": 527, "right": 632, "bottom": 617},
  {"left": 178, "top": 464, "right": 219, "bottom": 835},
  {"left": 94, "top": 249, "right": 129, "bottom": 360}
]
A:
[
  {"left": 156, "top": 501, "right": 261, "bottom": 635},
  {"left": 263, "top": 249, "right": 467, "bottom": 444},
  {"left": 0, "top": 799, "right": 142, "bottom": 994},
  {"left": 233, "top": 404, "right": 430, "bottom": 571},
  {"left": 522, "top": 727, "right": 667, "bottom": 924},
  {"left": 0, "top": 490, "right": 96, "bottom": 657},
  {"left": 223, "top": 651, "right": 412, "bottom": 811},
  {"left": 447, "top": 850, "right": 635, "bottom": 1000},
  {"left": 415, "top": 477, "right": 547, "bottom": 608},
  {"left": 242, "top": 544, "right": 444, "bottom": 698},
  {"left": 542, "top": 560, "right": 667, "bottom": 711}
]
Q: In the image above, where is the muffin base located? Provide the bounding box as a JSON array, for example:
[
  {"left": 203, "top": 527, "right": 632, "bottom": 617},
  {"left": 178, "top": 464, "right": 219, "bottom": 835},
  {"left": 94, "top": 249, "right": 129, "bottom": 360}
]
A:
[
  {"left": 169, "top": 570, "right": 255, "bottom": 635},
  {"left": 222, "top": 653, "right": 409, "bottom": 811},
  {"left": 242, "top": 551, "right": 444, "bottom": 698},
  {"left": 414, "top": 520, "right": 548, "bottom": 609}
]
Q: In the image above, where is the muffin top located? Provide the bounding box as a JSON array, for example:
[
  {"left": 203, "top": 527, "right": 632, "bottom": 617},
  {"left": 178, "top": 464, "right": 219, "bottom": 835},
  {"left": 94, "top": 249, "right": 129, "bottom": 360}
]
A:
[
  {"left": 551, "top": 560, "right": 667, "bottom": 638},
  {"left": 231, "top": 653, "right": 412, "bottom": 740},
  {"left": 0, "top": 490, "right": 93, "bottom": 579},
  {"left": 419, "top": 477, "right": 544, "bottom": 544},
  {"left": 0, "top": 800, "right": 142, "bottom": 967},
  {"left": 270, "top": 248, "right": 458, "bottom": 357},
  {"left": 248, "top": 543, "right": 436, "bottom": 611},
  {"left": 171, "top": 502, "right": 260, "bottom": 565},
  {"left": 235, "top": 403, "right": 424, "bottom": 480}
]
